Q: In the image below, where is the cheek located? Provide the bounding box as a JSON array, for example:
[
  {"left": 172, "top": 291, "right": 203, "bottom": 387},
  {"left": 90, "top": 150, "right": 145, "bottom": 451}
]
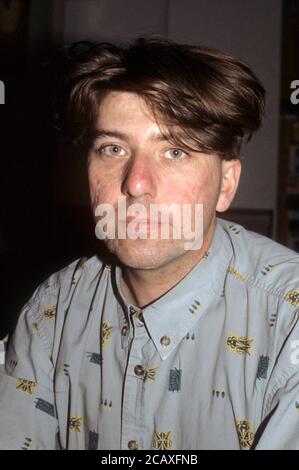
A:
[
  {"left": 166, "top": 172, "right": 219, "bottom": 206},
  {"left": 88, "top": 168, "right": 100, "bottom": 190},
  {"left": 88, "top": 164, "right": 107, "bottom": 205},
  {"left": 88, "top": 165, "right": 120, "bottom": 208},
  {"left": 88, "top": 167, "right": 100, "bottom": 201}
]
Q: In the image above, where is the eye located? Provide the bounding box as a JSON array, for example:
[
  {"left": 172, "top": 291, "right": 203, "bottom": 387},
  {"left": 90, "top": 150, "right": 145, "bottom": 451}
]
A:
[
  {"left": 98, "top": 144, "right": 126, "bottom": 157},
  {"left": 164, "top": 148, "right": 187, "bottom": 160}
]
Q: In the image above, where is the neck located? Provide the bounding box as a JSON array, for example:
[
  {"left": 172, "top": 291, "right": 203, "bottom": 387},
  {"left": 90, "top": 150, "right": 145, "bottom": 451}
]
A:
[{"left": 120, "top": 218, "right": 217, "bottom": 308}]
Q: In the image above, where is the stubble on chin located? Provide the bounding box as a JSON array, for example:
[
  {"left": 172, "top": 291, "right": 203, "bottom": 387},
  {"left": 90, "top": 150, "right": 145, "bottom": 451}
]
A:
[{"left": 104, "top": 237, "right": 187, "bottom": 270}]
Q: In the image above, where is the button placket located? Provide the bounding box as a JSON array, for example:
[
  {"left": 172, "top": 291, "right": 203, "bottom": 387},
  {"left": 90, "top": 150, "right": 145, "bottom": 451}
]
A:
[{"left": 121, "top": 312, "right": 149, "bottom": 450}]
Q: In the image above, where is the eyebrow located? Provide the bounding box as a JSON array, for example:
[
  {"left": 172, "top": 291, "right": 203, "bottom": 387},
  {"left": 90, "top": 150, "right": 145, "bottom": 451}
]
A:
[{"left": 91, "top": 128, "right": 176, "bottom": 143}]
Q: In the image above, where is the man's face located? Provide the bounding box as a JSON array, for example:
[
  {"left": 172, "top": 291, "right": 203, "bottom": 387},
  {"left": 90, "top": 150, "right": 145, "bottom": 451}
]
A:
[{"left": 88, "top": 91, "right": 239, "bottom": 270}]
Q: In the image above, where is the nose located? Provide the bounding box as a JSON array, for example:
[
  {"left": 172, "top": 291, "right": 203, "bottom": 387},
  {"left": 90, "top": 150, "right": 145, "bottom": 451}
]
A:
[{"left": 121, "top": 152, "right": 157, "bottom": 200}]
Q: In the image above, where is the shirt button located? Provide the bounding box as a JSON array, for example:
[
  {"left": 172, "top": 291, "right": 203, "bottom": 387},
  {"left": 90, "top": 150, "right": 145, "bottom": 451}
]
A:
[
  {"left": 128, "top": 440, "right": 139, "bottom": 450},
  {"left": 134, "top": 364, "right": 145, "bottom": 376},
  {"left": 136, "top": 312, "right": 144, "bottom": 327},
  {"left": 121, "top": 325, "right": 129, "bottom": 336},
  {"left": 129, "top": 306, "right": 137, "bottom": 315},
  {"left": 160, "top": 335, "right": 171, "bottom": 347}
]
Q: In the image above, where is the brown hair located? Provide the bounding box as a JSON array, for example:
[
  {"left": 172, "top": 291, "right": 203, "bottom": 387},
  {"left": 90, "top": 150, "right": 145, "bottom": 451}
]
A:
[{"left": 62, "top": 37, "right": 265, "bottom": 160}]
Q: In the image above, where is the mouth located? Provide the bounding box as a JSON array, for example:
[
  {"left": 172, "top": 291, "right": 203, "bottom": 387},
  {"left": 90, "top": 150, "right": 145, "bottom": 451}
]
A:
[
  {"left": 118, "top": 219, "right": 164, "bottom": 231},
  {"left": 117, "top": 219, "right": 179, "bottom": 242}
]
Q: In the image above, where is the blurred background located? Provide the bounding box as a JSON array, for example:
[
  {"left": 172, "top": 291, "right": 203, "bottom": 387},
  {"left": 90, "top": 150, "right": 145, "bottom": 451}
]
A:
[{"left": 0, "top": 0, "right": 298, "bottom": 337}]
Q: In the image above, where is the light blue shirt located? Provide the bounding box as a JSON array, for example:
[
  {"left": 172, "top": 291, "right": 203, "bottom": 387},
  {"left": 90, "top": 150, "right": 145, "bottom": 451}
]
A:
[{"left": 1, "top": 218, "right": 299, "bottom": 449}]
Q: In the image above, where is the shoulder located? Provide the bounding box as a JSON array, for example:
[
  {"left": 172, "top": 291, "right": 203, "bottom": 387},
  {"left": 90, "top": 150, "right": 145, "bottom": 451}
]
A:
[
  {"left": 5, "top": 255, "right": 106, "bottom": 376},
  {"left": 218, "top": 218, "right": 299, "bottom": 377},
  {"left": 23, "top": 254, "right": 108, "bottom": 333},
  {"left": 218, "top": 217, "right": 299, "bottom": 305},
  {"left": 31, "top": 255, "right": 104, "bottom": 303}
]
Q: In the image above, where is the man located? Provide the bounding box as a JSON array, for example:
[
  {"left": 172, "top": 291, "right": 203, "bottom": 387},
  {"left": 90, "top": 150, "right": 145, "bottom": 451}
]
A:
[{"left": 1, "top": 38, "right": 299, "bottom": 450}]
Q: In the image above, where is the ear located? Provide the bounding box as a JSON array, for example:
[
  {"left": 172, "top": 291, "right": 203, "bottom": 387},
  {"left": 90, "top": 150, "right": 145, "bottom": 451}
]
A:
[{"left": 216, "top": 159, "right": 242, "bottom": 213}]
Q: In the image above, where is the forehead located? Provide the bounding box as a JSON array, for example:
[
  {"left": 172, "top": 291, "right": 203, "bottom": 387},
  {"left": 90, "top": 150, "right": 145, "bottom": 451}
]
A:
[
  {"left": 98, "top": 91, "right": 154, "bottom": 123},
  {"left": 96, "top": 91, "right": 183, "bottom": 143}
]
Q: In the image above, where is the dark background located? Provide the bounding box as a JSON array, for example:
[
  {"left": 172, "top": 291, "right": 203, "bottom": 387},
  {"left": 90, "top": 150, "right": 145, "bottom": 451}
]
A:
[
  {"left": 0, "top": 0, "right": 299, "bottom": 338},
  {"left": 0, "top": 0, "right": 97, "bottom": 336}
]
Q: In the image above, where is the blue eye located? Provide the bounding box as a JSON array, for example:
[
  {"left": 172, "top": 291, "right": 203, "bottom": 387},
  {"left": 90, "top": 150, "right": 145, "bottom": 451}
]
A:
[
  {"left": 165, "top": 148, "right": 187, "bottom": 160},
  {"left": 100, "top": 145, "right": 126, "bottom": 157}
]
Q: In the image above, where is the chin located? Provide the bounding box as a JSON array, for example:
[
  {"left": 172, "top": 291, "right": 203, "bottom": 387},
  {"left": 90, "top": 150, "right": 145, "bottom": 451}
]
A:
[{"left": 104, "top": 238, "right": 186, "bottom": 270}]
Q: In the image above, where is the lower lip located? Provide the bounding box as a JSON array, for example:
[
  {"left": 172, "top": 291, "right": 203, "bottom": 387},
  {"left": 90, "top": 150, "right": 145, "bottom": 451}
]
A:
[
  {"left": 131, "top": 221, "right": 160, "bottom": 228},
  {"left": 119, "top": 220, "right": 164, "bottom": 232}
]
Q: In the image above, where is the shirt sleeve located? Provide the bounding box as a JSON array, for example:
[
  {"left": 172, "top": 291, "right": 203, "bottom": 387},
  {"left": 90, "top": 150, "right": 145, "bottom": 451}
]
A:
[
  {"left": 254, "top": 307, "right": 299, "bottom": 450},
  {"left": 0, "top": 284, "right": 59, "bottom": 450}
]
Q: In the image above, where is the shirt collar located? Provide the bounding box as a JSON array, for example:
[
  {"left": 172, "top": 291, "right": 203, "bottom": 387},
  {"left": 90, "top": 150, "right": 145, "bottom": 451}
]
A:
[{"left": 113, "top": 219, "right": 233, "bottom": 359}]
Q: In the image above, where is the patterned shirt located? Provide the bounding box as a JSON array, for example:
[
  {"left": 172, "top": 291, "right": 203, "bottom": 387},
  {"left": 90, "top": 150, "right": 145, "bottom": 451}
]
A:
[{"left": 1, "top": 218, "right": 299, "bottom": 450}]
